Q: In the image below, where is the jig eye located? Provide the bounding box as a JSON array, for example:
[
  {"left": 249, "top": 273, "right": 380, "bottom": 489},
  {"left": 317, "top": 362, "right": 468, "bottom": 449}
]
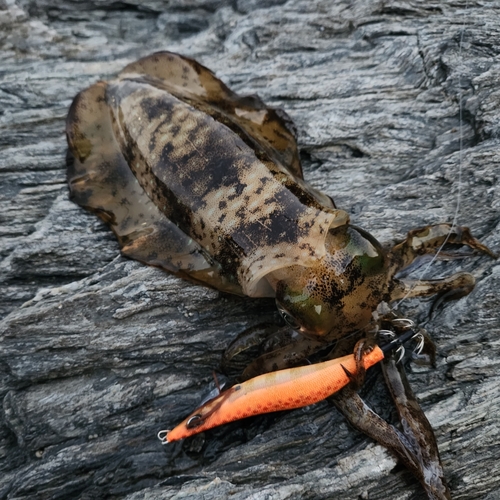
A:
[
  {"left": 186, "top": 414, "right": 203, "bottom": 429},
  {"left": 278, "top": 306, "right": 301, "bottom": 330}
]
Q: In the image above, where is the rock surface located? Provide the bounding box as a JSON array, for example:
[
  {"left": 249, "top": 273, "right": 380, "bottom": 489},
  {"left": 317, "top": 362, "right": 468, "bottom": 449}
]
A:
[{"left": 1, "top": 1, "right": 500, "bottom": 499}]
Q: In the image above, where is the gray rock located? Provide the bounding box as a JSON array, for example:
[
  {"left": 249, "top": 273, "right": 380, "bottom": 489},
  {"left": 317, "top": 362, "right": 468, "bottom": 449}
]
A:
[{"left": 1, "top": 0, "right": 499, "bottom": 499}]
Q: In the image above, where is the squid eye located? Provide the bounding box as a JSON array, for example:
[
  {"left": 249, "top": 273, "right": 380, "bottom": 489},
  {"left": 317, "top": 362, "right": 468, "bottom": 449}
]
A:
[{"left": 278, "top": 306, "right": 301, "bottom": 330}]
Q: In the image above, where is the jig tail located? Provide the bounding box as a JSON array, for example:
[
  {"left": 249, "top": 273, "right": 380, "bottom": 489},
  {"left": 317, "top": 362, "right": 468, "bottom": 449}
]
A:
[{"left": 159, "top": 346, "right": 385, "bottom": 443}]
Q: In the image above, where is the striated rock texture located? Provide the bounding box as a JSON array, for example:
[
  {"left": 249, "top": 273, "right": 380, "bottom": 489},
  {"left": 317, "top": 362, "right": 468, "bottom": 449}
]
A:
[{"left": 1, "top": 1, "right": 499, "bottom": 499}]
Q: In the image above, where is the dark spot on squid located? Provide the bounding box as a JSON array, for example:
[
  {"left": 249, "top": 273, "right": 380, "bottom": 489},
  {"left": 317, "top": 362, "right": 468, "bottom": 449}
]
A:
[
  {"left": 235, "top": 207, "right": 246, "bottom": 220},
  {"left": 233, "top": 181, "right": 248, "bottom": 198}
]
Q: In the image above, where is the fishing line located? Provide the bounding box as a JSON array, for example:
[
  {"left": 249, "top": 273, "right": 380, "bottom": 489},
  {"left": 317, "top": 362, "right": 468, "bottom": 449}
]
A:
[{"left": 395, "top": 0, "right": 469, "bottom": 308}]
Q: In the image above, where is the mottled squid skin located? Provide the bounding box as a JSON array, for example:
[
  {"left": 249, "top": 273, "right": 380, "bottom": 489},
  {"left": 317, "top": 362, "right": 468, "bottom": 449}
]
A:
[
  {"left": 66, "top": 51, "right": 395, "bottom": 340},
  {"left": 66, "top": 51, "right": 494, "bottom": 339},
  {"left": 66, "top": 52, "right": 495, "bottom": 500}
]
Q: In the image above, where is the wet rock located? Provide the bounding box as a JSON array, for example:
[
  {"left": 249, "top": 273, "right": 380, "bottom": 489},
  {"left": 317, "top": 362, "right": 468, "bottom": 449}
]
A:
[{"left": 1, "top": 1, "right": 499, "bottom": 498}]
